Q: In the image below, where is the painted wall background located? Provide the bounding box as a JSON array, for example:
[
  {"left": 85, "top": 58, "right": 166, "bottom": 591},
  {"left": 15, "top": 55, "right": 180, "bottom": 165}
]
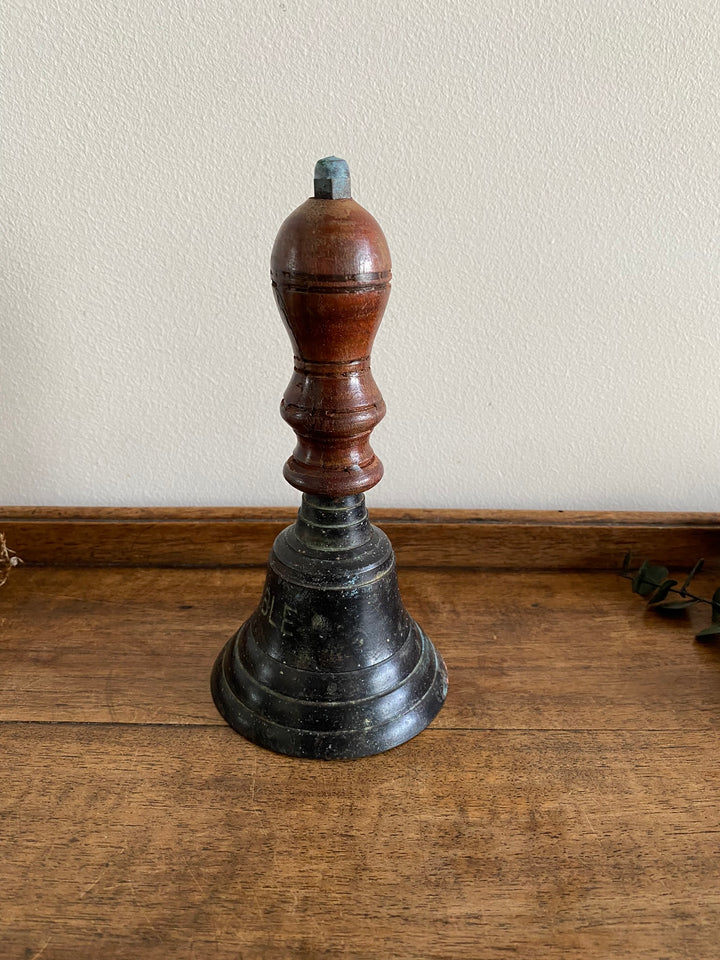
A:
[{"left": 2, "top": 0, "right": 718, "bottom": 509}]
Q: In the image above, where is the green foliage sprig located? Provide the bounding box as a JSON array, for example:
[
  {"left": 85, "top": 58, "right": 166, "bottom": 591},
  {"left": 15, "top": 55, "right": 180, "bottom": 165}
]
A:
[{"left": 620, "top": 554, "right": 720, "bottom": 641}]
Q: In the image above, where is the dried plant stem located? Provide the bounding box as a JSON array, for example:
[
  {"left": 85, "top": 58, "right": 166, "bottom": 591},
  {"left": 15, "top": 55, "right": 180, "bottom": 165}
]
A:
[{"left": 0, "top": 533, "right": 23, "bottom": 587}]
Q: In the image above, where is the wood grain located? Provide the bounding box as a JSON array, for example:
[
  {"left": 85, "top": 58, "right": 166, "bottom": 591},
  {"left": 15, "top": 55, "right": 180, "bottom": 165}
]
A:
[
  {"left": 272, "top": 195, "right": 391, "bottom": 497},
  {"left": 3, "top": 538, "right": 720, "bottom": 956},
  {"left": 2, "top": 507, "right": 720, "bottom": 570},
  {"left": 2, "top": 724, "right": 719, "bottom": 960},
  {"left": 2, "top": 567, "right": 720, "bottom": 731}
]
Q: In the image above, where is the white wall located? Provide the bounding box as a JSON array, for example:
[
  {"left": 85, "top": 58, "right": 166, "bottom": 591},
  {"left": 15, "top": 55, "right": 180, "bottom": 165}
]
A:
[{"left": 2, "top": 0, "right": 718, "bottom": 509}]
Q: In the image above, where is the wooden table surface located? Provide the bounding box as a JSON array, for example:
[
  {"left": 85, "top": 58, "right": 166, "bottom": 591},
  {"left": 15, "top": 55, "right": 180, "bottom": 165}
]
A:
[{"left": 2, "top": 512, "right": 720, "bottom": 959}]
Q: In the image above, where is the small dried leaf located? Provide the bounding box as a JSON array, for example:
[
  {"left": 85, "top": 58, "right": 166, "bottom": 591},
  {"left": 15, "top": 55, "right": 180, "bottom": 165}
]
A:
[
  {"left": 647, "top": 579, "right": 678, "bottom": 605},
  {"left": 695, "top": 622, "right": 720, "bottom": 641},
  {"left": 632, "top": 562, "right": 668, "bottom": 597},
  {"left": 621, "top": 552, "right": 632, "bottom": 575},
  {"left": 631, "top": 561, "right": 649, "bottom": 594},
  {"left": 650, "top": 598, "right": 698, "bottom": 615},
  {"left": 711, "top": 587, "right": 720, "bottom": 624},
  {"left": 645, "top": 564, "right": 669, "bottom": 584},
  {"left": 680, "top": 558, "right": 704, "bottom": 594}
]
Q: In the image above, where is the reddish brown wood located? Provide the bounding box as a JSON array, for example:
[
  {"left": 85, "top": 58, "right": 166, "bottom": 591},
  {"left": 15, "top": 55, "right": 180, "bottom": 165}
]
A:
[
  {"left": 271, "top": 196, "right": 391, "bottom": 497},
  {"left": 3, "top": 564, "right": 720, "bottom": 957},
  {"left": 3, "top": 507, "right": 720, "bottom": 572}
]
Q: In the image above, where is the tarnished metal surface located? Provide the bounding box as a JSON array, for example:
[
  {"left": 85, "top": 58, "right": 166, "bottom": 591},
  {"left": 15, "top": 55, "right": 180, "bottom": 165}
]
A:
[
  {"left": 313, "top": 155, "right": 352, "bottom": 199},
  {"left": 211, "top": 495, "right": 447, "bottom": 759}
]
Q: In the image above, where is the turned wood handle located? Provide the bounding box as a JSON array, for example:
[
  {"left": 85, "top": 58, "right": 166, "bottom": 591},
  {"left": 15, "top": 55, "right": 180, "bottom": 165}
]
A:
[{"left": 271, "top": 157, "right": 391, "bottom": 498}]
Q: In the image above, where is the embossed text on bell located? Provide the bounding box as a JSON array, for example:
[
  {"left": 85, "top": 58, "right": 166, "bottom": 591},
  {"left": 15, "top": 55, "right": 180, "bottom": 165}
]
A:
[{"left": 210, "top": 159, "right": 448, "bottom": 759}]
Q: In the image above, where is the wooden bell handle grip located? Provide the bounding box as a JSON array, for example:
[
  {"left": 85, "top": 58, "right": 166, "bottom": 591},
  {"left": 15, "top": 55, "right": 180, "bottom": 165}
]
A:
[{"left": 271, "top": 158, "right": 391, "bottom": 498}]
